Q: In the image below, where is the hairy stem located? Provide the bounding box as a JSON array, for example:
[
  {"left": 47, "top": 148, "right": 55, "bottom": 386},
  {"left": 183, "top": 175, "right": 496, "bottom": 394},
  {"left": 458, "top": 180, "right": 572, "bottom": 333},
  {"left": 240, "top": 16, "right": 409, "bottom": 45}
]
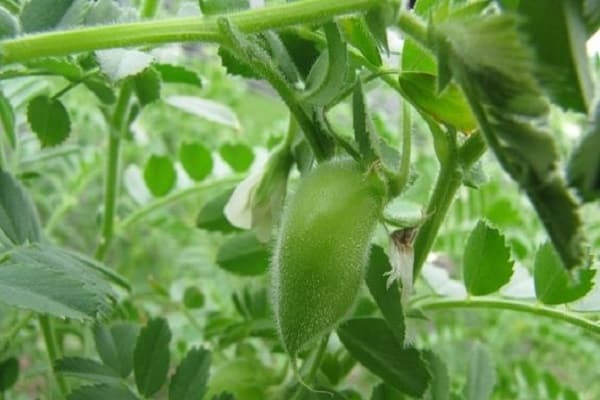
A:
[
  {"left": 415, "top": 297, "right": 600, "bottom": 335},
  {"left": 94, "top": 84, "right": 133, "bottom": 260},
  {"left": 39, "top": 316, "right": 69, "bottom": 398},
  {"left": 0, "top": 0, "right": 382, "bottom": 64}
]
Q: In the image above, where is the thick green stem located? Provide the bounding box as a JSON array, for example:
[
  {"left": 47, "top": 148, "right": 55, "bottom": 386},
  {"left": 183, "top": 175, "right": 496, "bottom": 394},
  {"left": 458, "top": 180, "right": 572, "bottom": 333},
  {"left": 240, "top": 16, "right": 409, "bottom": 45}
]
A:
[
  {"left": 396, "top": 10, "right": 429, "bottom": 47},
  {"left": 94, "top": 84, "right": 133, "bottom": 260},
  {"left": 415, "top": 297, "right": 600, "bottom": 336},
  {"left": 0, "top": 0, "right": 381, "bottom": 64},
  {"left": 39, "top": 316, "right": 69, "bottom": 398}
]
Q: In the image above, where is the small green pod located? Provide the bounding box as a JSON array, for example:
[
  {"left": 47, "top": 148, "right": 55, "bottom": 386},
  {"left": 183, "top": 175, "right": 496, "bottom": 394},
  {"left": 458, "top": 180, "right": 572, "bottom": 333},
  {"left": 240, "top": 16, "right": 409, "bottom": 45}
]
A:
[{"left": 272, "top": 159, "right": 383, "bottom": 355}]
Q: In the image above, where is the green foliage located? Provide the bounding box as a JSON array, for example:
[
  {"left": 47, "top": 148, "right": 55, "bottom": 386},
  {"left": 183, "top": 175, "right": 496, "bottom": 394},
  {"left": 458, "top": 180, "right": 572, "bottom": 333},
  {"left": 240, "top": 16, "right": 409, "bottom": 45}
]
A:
[
  {"left": 463, "top": 343, "right": 496, "bottom": 400},
  {"left": 144, "top": 154, "right": 177, "bottom": 197},
  {"left": 93, "top": 322, "right": 139, "bottom": 378},
  {"left": 337, "top": 318, "right": 431, "bottom": 397},
  {"left": 0, "top": 170, "right": 42, "bottom": 245},
  {"left": 179, "top": 142, "right": 213, "bottom": 182},
  {"left": 216, "top": 232, "right": 269, "bottom": 276},
  {"left": 0, "top": 357, "right": 19, "bottom": 392},
  {"left": 27, "top": 95, "right": 71, "bottom": 147},
  {"left": 463, "top": 220, "right": 514, "bottom": 296},
  {"left": 134, "top": 318, "right": 172, "bottom": 397},
  {"left": 168, "top": 347, "right": 211, "bottom": 400}
]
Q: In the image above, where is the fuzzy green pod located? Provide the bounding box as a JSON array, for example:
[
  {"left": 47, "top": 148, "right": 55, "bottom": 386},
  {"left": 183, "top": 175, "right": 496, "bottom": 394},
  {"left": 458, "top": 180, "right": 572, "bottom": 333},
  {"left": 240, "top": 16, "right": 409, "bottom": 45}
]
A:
[{"left": 272, "top": 159, "right": 383, "bottom": 355}]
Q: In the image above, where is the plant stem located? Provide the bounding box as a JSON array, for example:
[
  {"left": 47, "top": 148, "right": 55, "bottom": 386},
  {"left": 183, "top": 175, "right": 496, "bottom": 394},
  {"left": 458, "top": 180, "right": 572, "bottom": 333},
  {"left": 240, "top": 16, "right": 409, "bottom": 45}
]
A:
[
  {"left": 94, "top": 84, "right": 133, "bottom": 260},
  {"left": 116, "top": 175, "right": 242, "bottom": 231},
  {"left": 39, "top": 316, "right": 69, "bottom": 398},
  {"left": 396, "top": 10, "right": 429, "bottom": 47},
  {"left": 0, "top": 312, "right": 34, "bottom": 355},
  {"left": 0, "top": 0, "right": 382, "bottom": 64},
  {"left": 291, "top": 335, "right": 330, "bottom": 400},
  {"left": 397, "top": 101, "right": 412, "bottom": 193},
  {"left": 415, "top": 297, "right": 600, "bottom": 336}
]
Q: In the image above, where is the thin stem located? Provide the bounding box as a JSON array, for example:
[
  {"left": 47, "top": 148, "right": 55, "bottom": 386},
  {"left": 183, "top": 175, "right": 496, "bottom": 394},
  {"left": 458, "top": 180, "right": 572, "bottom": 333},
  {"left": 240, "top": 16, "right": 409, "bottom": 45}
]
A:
[
  {"left": 415, "top": 297, "right": 600, "bottom": 336},
  {"left": 292, "top": 335, "right": 330, "bottom": 400},
  {"left": 397, "top": 101, "right": 412, "bottom": 193},
  {"left": 0, "top": 311, "right": 34, "bottom": 354},
  {"left": 116, "top": 176, "right": 241, "bottom": 231},
  {"left": 39, "top": 316, "right": 69, "bottom": 398},
  {"left": 94, "top": 84, "right": 133, "bottom": 260},
  {"left": 0, "top": 0, "right": 382, "bottom": 64}
]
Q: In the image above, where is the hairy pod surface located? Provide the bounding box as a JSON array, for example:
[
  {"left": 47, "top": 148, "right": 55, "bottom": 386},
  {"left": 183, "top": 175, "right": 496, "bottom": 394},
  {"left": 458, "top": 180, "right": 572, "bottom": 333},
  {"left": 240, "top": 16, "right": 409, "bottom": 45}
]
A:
[{"left": 272, "top": 159, "right": 383, "bottom": 355}]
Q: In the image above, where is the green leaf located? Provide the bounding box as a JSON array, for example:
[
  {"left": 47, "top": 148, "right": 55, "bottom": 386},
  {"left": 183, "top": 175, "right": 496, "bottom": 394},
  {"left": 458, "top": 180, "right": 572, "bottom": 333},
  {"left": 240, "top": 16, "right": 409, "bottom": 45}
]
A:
[
  {"left": 365, "top": 5, "right": 390, "bottom": 53},
  {"left": 20, "top": 0, "right": 91, "bottom": 33},
  {"left": 212, "top": 392, "right": 236, "bottom": 400},
  {"left": 143, "top": 155, "right": 177, "bottom": 197},
  {"left": 179, "top": 142, "right": 213, "bottom": 181},
  {"left": 0, "top": 7, "right": 18, "bottom": 39},
  {"left": 0, "top": 244, "right": 116, "bottom": 319},
  {"left": 516, "top": 0, "right": 592, "bottom": 112},
  {"left": 27, "top": 58, "right": 83, "bottom": 80},
  {"left": 167, "top": 96, "right": 241, "bottom": 130},
  {"left": 67, "top": 384, "right": 140, "bottom": 400},
  {"left": 0, "top": 90, "right": 15, "bottom": 149},
  {"left": 0, "top": 170, "right": 42, "bottom": 245},
  {"left": 219, "top": 143, "right": 254, "bottom": 172},
  {"left": 84, "top": 77, "right": 117, "bottom": 104},
  {"left": 442, "top": 12, "right": 587, "bottom": 271},
  {"left": 196, "top": 188, "right": 239, "bottom": 233},
  {"left": 84, "top": 0, "right": 122, "bottom": 26},
  {"left": 134, "top": 318, "right": 172, "bottom": 397},
  {"left": 55, "top": 357, "right": 121, "bottom": 384},
  {"left": 567, "top": 103, "right": 600, "bottom": 202},
  {"left": 370, "top": 383, "right": 405, "bottom": 400},
  {"left": 155, "top": 64, "right": 202, "bottom": 87},
  {"left": 534, "top": 242, "right": 595, "bottom": 305},
  {"left": 169, "top": 347, "right": 211, "bottom": 400},
  {"left": 398, "top": 73, "right": 477, "bottom": 133},
  {"left": 0, "top": 357, "right": 19, "bottom": 392},
  {"left": 423, "top": 351, "right": 450, "bottom": 400},
  {"left": 199, "top": 0, "right": 249, "bottom": 15},
  {"left": 96, "top": 49, "right": 154, "bottom": 82},
  {"left": 463, "top": 220, "right": 514, "bottom": 296},
  {"left": 133, "top": 67, "right": 161, "bottom": 106},
  {"left": 340, "top": 16, "right": 382, "bottom": 67},
  {"left": 304, "top": 22, "right": 348, "bottom": 106},
  {"left": 337, "top": 318, "right": 430, "bottom": 398},
  {"left": 27, "top": 95, "right": 71, "bottom": 147},
  {"left": 464, "top": 343, "right": 496, "bottom": 400},
  {"left": 93, "top": 322, "right": 139, "bottom": 378},
  {"left": 183, "top": 286, "right": 205, "bottom": 309},
  {"left": 401, "top": 0, "right": 437, "bottom": 74},
  {"left": 365, "top": 246, "right": 405, "bottom": 344},
  {"left": 216, "top": 232, "right": 269, "bottom": 276}
]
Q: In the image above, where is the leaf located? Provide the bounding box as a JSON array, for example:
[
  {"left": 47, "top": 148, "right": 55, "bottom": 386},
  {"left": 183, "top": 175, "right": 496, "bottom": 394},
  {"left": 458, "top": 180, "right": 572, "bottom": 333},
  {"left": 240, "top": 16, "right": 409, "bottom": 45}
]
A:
[
  {"left": 442, "top": 12, "right": 587, "bottom": 271},
  {"left": 166, "top": 96, "right": 241, "bottom": 130},
  {"left": 463, "top": 220, "right": 514, "bottom": 296},
  {"left": 143, "top": 155, "right": 177, "bottom": 197},
  {"left": 534, "top": 242, "right": 595, "bottom": 305},
  {"left": 567, "top": 102, "right": 600, "bottom": 202},
  {"left": 96, "top": 49, "right": 154, "bottom": 82},
  {"left": 84, "top": 77, "right": 116, "bottom": 104},
  {"left": 216, "top": 232, "right": 269, "bottom": 276},
  {"left": 183, "top": 286, "right": 205, "bottom": 309},
  {"left": 340, "top": 16, "right": 382, "bottom": 67},
  {"left": 365, "top": 5, "right": 390, "bottom": 53},
  {"left": 303, "top": 22, "right": 348, "bottom": 106},
  {"left": 0, "top": 90, "right": 15, "bottom": 148},
  {"left": 199, "top": 0, "right": 249, "bottom": 15},
  {"left": 27, "top": 58, "right": 83, "bottom": 80},
  {"left": 365, "top": 246, "right": 405, "bottom": 344},
  {"left": 93, "top": 322, "right": 139, "bottom": 378},
  {"left": 0, "top": 170, "right": 42, "bottom": 245},
  {"left": 0, "top": 7, "right": 18, "bottom": 39},
  {"left": 55, "top": 357, "right": 120, "bottom": 384},
  {"left": 212, "top": 393, "right": 236, "bottom": 400},
  {"left": 0, "top": 244, "right": 116, "bottom": 319},
  {"left": 423, "top": 351, "right": 450, "bottom": 400},
  {"left": 398, "top": 73, "right": 477, "bottom": 133},
  {"left": 168, "top": 347, "right": 211, "bottom": 400},
  {"left": 67, "top": 384, "right": 140, "bottom": 400},
  {"left": 27, "top": 95, "right": 71, "bottom": 147},
  {"left": 179, "top": 142, "right": 213, "bottom": 181},
  {"left": 155, "top": 64, "right": 202, "bottom": 87},
  {"left": 337, "top": 318, "right": 430, "bottom": 398},
  {"left": 0, "top": 357, "right": 19, "bottom": 392},
  {"left": 401, "top": 0, "right": 437, "bottom": 74},
  {"left": 20, "top": 0, "right": 91, "bottom": 33},
  {"left": 370, "top": 383, "right": 405, "bottom": 400},
  {"left": 196, "top": 189, "right": 239, "bottom": 233},
  {"left": 133, "top": 67, "right": 161, "bottom": 106},
  {"left": 516, "top": 0, "right": 592, "bottom": 112},
  {"left": 463, "top": 343, "right": 496, "bottom": 400},
  {"left": 84, "top": 0, "right": 122, "bottom": 25},
  {"left": 219, "top": 143, "right": 254, "bottom": 172},
  {"left": 134, "top": 318, "right": 172, "bottom": 397}
]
